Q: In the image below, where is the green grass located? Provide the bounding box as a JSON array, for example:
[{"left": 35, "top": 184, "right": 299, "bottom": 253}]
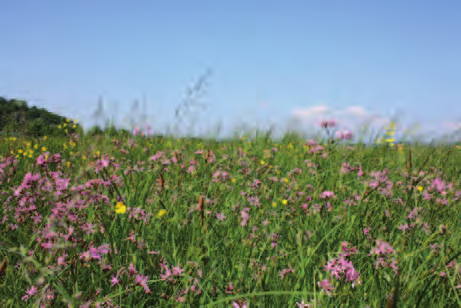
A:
[{"left": 0, "top": 80, "right": 460, "bottom": 307}]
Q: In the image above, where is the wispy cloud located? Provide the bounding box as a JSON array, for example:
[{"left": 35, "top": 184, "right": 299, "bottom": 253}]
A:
[
  {"left": 286, "top": 104, "right": 461, "bottom": 144},
  {"left": 291, "top": 104, "right": 390, "bottom": 128},
  {"left": 443, "top": 121, "right": 461, "bottom": 131}
]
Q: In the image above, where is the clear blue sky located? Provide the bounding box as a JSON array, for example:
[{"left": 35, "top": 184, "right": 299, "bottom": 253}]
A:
[{"left": 2, "top": 1, "right": 461, "bottom": 143}]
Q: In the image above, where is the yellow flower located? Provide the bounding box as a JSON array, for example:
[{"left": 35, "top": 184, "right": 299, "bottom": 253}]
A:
[
  {"left": 417, "top": 186, "right": 423, "bottom": 192},
  {"left": 157, "top": 209, "right": 166, "bottom": 218},
  {"left": 260, "top": 160, "right": 265, "bottom": 165},
  {"left": 282, "top": 199, "right": 288, "bottom": 205},
  {"left": 115, "top": 202, "right": 127, "bottom": 214}
]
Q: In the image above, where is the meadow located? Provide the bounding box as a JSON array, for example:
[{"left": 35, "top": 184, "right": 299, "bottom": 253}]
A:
[{"left": 0, "top": 96, "right": 460, "bottom": 307}]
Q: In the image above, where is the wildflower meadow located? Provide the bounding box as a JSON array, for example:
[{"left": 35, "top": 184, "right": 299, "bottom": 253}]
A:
[{"left": 0, "top": 90, "right": 460, "bottom": 307}]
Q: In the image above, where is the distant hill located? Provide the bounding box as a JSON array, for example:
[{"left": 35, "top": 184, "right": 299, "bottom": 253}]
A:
[
  {"left": 0, "top": 96, "right": 157, "bottom": 140},
  {"left": 0, "top": 96, "right": 82, "bottom": 138}
]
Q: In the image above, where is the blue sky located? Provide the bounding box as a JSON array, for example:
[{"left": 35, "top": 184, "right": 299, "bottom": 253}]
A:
[{"left": 2, "top": 1, "right": 461, "bottom": 143}]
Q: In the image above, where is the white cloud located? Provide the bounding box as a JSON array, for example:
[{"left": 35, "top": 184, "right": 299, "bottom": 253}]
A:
[
  {"left": 254, "top": 103, "right": 460, "bottom": 144},
  {"left": 284, "top": 103, "right": 396, "bottom": 142},
  {"left": 292, "top": 104, "right": 330, "bottom": 120},
  {"left": 342, "top": 106, "right": 369, "bottom": 116},
  {"left": 291, "top": 104, "right": 388, "bottom": 126},
  {"left": 309, "top": 104, "right": 330, "bottom": 113},
  {"left": 443, "top": 121, "right": 461, "bottom": 131}
]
